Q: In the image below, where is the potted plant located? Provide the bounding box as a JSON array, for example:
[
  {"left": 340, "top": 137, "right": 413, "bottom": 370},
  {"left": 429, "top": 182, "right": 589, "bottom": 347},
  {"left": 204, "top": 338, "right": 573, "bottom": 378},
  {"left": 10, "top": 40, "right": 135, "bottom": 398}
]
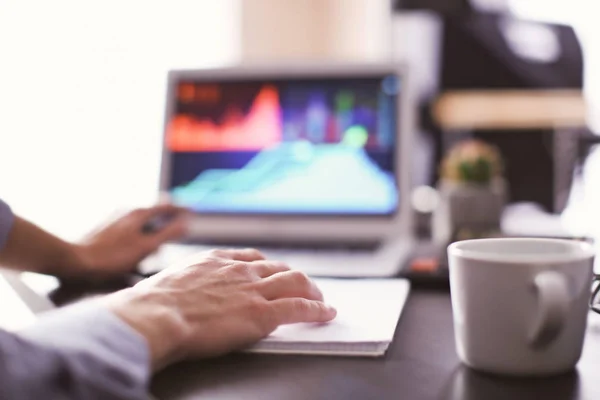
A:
[{"left": 432, "top": 139, "right": 507, "bottom": 243}]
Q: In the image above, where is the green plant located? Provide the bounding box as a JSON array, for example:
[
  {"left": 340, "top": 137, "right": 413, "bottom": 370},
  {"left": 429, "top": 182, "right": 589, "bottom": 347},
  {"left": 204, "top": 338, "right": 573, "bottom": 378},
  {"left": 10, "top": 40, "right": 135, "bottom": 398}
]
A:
[{"left": 440, "top": 139, "right": 503, "bottom": 185}]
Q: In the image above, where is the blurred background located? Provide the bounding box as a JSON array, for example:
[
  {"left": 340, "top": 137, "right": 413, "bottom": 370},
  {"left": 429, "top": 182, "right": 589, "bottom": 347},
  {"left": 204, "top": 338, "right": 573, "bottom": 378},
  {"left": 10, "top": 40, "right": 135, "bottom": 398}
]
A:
[{"left": 0, "top": 0, "right": 598, "bottom": 242}]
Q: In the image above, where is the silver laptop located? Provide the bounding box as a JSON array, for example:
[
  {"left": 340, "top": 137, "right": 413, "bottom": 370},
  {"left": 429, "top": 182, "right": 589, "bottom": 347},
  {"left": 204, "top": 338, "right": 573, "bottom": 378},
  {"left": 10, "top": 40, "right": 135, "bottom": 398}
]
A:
[{"left": 141, "top": 63, "right": 415, "bottom": 278}]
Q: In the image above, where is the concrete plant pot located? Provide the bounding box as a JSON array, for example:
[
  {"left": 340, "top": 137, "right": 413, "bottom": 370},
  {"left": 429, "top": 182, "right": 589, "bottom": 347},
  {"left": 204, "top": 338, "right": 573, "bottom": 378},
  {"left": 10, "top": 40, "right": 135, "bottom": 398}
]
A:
[{"left": 432, "top": 178, "right": 507, "bottom": 244}]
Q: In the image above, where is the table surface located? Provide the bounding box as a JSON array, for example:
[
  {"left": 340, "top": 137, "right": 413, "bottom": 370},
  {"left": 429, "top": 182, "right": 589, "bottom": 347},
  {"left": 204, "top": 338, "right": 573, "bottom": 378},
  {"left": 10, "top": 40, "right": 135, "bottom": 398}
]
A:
[
  {"left": 151, "top": 289, "right": 600, "bottom": 400},
  {"left": 5, "top": 266, "right": 600, "bottom": 400}
]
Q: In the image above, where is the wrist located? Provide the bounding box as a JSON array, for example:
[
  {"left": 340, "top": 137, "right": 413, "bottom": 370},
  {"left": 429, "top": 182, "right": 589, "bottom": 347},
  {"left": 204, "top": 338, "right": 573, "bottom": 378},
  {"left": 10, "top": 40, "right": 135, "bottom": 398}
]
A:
[
  {"left": 105, "top": 287, "right": 189, "bottom": 370},
  {"left": 59, "top": 243, "right": 108, "bottom": 280},
  {"left": 41, "top": 242, "right": 91, "bottom": 278},
  {"left": 66, "top": 243, "right": 97, "bottom": 275}
]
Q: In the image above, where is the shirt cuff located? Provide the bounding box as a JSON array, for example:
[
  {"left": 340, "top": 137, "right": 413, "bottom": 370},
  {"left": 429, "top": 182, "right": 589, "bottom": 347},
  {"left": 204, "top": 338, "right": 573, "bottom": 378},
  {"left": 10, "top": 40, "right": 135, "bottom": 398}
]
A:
[
  {"left": 0, "top": 198, "right": 15, "bottom": 251},
  {"left": 17, "top": 301, "right": 150, "bottom": 395}
]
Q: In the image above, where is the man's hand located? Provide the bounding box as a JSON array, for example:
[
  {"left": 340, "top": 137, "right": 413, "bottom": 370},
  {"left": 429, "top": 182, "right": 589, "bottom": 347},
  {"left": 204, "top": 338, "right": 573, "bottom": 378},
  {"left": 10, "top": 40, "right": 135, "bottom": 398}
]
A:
[
  {"left": 0, "top": 203, "right": 189, "bottom": 279},
  {"left": 106, "top": 249, "right": 337, "bottom": 369},
  {"left": 75, "top": 204, "right": 189, "bottom": 278}
]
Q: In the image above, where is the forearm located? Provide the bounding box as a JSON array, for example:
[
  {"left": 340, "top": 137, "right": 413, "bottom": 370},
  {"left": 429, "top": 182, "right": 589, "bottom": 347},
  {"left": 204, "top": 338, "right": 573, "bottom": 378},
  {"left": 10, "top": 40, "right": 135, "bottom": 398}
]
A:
[{"left": 0, "top": 216, "right": 86, "bottom": 277}]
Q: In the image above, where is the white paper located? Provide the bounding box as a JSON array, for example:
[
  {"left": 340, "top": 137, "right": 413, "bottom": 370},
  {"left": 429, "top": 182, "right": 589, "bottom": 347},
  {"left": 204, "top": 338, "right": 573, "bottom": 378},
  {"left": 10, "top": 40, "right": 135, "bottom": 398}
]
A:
[{"left": 249, "top": 278, "right": 410, "bottom": 354}]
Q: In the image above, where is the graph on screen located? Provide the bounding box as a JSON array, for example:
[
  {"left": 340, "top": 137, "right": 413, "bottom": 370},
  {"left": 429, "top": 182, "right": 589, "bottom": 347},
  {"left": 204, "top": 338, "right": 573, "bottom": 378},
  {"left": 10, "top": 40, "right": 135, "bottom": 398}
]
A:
[
  {"left": 165, "top": 75, "right": 400, "bottom": 215},
  {"left": 166, "top": 85, "right": 282, "bottom": 152},
  {"left": 171, "top": 142, "right": 398, "bottom": 214},
  {"left": 281, "top": 87, "right": 392, "bottom": 149}
]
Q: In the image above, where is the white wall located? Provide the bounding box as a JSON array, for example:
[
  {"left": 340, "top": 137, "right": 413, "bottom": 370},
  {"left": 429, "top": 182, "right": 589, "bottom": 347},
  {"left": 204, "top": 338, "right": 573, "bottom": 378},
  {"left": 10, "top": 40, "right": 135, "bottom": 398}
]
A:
[{"left": 0, "top": 0, "right": 240, "bottom": 240}]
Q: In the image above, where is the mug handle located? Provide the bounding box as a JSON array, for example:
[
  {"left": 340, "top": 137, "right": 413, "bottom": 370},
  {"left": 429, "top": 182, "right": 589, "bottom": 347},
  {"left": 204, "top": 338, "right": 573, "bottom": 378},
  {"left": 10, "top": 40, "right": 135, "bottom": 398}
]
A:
[{"left": 528, "top": 270, "right": 570, "bottom": 349}]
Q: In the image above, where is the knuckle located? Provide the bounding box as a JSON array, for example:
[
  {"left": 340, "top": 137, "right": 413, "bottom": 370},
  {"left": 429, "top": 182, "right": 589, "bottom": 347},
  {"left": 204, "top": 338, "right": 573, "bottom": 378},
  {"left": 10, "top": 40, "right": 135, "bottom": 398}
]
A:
[
  {"left": 246, "top": 248, "right": 264, "bottom": 258},
  {"left": 290, "top": 270, "right": 311, "bottom": 287},
  {"left": 248, "top": 297, "right": 268, "bottom": 316},
  {"left": 208, "top": 248, "right": 227, "bottom": 258},
  {"left": 272, "top": 261, "right": 291, "bottom": 271},
  {"left": 229, "top": 261, "right": 251, "bottom": 276}
]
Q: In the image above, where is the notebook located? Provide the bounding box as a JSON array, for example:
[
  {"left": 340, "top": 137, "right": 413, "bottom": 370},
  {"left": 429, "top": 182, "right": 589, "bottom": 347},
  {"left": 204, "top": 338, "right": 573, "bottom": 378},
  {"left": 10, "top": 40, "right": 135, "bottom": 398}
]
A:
[{"left": 246, "top": 278, "right": 410, "bottom": 356}]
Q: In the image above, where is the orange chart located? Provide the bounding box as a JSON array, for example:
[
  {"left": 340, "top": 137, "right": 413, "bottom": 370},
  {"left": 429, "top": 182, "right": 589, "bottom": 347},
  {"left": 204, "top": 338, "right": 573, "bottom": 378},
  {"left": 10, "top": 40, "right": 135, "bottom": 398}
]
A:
[{"left": 167, "top": 85, "right": 282, "bottom": 152}]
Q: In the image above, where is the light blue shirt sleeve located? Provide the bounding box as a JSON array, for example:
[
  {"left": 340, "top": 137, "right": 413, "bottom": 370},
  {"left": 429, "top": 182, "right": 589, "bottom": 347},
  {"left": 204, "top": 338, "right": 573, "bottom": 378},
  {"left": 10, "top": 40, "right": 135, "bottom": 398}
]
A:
[
  {"left": 0, "top": 198, "right": 152, "bottom": 399},
  {"left": 10, "top": 302, "right": 151, "bottom": 400},
  {"left": 0, "top": 198, "right": 15, "bottom": 251}
]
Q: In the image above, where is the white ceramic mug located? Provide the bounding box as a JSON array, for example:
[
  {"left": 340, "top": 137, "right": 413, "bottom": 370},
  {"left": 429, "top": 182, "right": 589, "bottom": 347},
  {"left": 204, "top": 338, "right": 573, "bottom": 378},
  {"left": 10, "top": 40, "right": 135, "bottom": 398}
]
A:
[{"left": 448, "top": 238, "right": 595, "bottom": 376}]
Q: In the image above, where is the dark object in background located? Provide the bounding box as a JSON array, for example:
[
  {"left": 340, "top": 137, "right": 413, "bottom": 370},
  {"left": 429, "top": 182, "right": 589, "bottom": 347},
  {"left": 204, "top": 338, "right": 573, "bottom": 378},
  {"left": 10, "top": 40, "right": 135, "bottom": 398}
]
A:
[
  {"left": 578, "top": 130, "right": 600, "bottom": 163},
  {"left": 395, "top": 0, "right": 509, "bottom": 14},
  {"left": 439, "top": 14, "right": 583, "bottom": 91},
  {"left": 439, "top": 14, "right": 583, "bottom": 213},
  {"left": 401, "top": 241, "right": 450, "bottom": 289},
  {"left": 393, "top": 1, "right": 585, "bottom": 213}
]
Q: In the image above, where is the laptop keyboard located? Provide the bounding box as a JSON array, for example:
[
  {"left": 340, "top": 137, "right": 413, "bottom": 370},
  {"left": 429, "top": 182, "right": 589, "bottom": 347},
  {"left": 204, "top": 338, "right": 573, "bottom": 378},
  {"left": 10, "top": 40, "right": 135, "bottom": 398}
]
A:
[
  {"left": 139, "top": 240, "right": 381, "bottom": 276},
  {"left": 180, "top": 239, "right": 380, "bottom": 251},
  {"left": 177, "top": 240, "right": 380, "bottom": 257},
  {"left": 207, "top": 243, "right": 376, "bottom": 258}
]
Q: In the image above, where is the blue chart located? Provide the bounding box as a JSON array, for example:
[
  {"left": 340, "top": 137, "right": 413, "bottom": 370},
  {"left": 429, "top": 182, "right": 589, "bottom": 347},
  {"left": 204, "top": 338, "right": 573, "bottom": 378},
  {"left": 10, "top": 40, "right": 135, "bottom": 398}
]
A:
[{"left": 171, "top": 142, "right": 397, "bottom": 214}]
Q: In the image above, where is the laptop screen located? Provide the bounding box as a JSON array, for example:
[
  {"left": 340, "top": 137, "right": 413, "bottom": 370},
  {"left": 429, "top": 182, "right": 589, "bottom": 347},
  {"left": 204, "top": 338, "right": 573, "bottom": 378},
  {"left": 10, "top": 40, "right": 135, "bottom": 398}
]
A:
[{"left": 164, "top": 73, "right": 400, "bottom": 215}]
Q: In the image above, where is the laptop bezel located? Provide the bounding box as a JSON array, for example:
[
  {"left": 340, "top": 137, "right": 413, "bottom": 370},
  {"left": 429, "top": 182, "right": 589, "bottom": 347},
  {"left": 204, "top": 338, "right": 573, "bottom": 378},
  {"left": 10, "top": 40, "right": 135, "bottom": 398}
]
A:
[{"left": 159, "top": 62, "right": 415, "bottom": 243}]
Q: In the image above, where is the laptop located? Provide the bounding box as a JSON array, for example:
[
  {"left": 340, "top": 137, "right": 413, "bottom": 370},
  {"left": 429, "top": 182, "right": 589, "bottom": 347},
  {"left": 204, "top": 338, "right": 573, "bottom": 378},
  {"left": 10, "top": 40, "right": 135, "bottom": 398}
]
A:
[{"left": 140, "top": 63, "right": 415, "bottom": 278}]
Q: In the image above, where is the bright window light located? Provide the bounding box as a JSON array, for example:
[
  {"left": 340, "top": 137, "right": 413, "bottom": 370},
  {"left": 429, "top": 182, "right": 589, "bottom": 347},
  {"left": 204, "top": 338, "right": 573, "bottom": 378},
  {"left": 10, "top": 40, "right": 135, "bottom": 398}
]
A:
[{"left": 0, "top": 0, "right": 240, "bottom": 240}]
